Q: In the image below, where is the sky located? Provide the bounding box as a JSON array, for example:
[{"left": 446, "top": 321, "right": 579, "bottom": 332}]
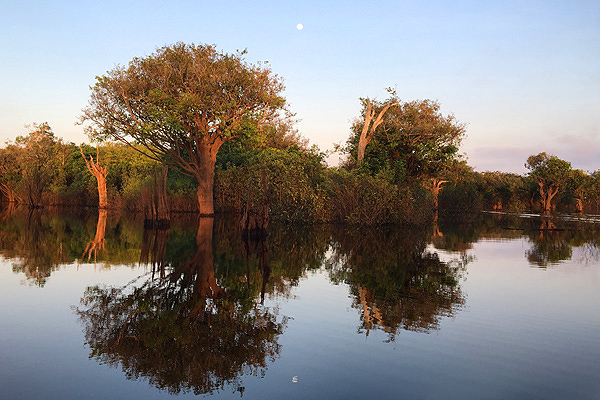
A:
[{"left": 1, "top": 0, "right": 599, "bottom": 174}]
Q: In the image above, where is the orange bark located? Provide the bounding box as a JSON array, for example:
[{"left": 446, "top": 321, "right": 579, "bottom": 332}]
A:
[
  {"left": 80, "top": 146, "right": 108, "bottom": 209},
  {"left": 357, "top": 100, "right": 397, "bottom": 164}
]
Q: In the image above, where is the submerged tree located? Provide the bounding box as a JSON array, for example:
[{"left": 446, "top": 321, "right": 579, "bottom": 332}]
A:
[
  {"left": 81, "top": 42, "right": 286, "bottom": 215},
  {"left": 525, "top": 153, "right": 571, "bottom": 215}
]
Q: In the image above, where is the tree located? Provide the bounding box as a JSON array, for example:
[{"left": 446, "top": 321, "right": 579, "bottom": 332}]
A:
[
  {"left": 348, "top": 98, "right": 466, "bottom": 185},
  {"left": 0, "top": 143, "right": 23, "bottom": 204},
  {"left": 80, "top": 145, "right": 108, "bottom": 208},
  {"left": 14, "top": 123, "right": 58, "bottom": 208},
  {"left": 427, "top": 177, "right": 447, "bottom": 212},
  {"left": 525, "top": 153, "right": 572, "bottom": 215},
  {"left": 566, "top": 169, "right": 590, "bottom": 214},
  {"left": 81, "top": 42, "right": 286, "bottom": 215},
  {"left": 477, "top": 171, "right": 527, "bottom": 211}
]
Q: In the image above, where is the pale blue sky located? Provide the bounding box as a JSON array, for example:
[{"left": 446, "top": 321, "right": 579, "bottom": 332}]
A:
[{"left": 1, "top": 0, "right": 599, "bottom": 173}]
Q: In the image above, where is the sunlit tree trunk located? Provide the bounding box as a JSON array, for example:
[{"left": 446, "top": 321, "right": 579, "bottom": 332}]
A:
[
  {"left": 80, "top": 146, "right": 108, "bottom": 209},
  {"left": 428, "top": 178, "right": 447, "bottom": 212},
  {"left": 192, "top": 139, "right": 224, "bottom": 215},
  {"left": 537, "top": 179, "right": 559, "bottom": 215},
  {"left": 0, "top": 183, "right": 20, "bottom": 204},
  {"left": 574, "top": 188, "right": 584, "bottom": 214},
  {"left": 357, "top": 100, "right": 397, "bottom": 164}
]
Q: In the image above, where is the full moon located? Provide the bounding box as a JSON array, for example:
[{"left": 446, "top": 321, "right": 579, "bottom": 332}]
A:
[{"left": 296, "top": 23, "right": 303, "bottom": 31}]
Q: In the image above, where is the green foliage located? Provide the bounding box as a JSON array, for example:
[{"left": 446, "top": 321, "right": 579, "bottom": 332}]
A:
[
  {"left": 322, "top": 168, "right": 429, "bottom": 225},
  {"left": 216, "top": 146, "right": 326, "bottom": 223},
  {"left": 439, "top": 180, "right": 482, "bottom": 217},
  {"left": 81, "top": 42, "right": 288, "bottom": 214}
]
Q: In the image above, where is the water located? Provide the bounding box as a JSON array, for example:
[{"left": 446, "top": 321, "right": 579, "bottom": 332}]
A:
[{"left": 0, "top": 208, "right": 599, "bottom": 399}]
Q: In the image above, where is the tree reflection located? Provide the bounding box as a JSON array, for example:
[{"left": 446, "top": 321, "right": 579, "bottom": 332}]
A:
[
  {"left": 1, "top": 209, "right": 69, "bottom": 286},
  {"left": 76, "top": 217, "right": 287, "bottom": 396},
  {"left": 79, "top": 209, "right": 107, "bottom": 265},
  {"left": 0, "top": 208, "right": 155, "bottom": 284},
  {"left": 327, "top": 227, "right": 466, "bottom": 339},
  {"left": 524, "top": 217, "right": 600, "bottom": 267}
]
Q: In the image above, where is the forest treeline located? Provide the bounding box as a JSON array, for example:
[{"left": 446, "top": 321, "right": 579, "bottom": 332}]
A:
[
  {"left": 1, "top": 43, "right": 599, "bottom": 224},
  {"left": 1, "top": 120, "right": 599, "bottom": 225}
]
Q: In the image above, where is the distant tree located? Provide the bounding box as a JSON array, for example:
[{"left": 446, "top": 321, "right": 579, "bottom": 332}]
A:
[
  {"left": 81, "top": 42, "right": 286, "bottom": 215},
  {"left": 0, "top": 143, "right": 23, "bottom": 203},
  {"left": 525, "top": 152, "right": 572, "bottom": 215},
  {"left": 589, "top": 171, "right": 600, "bottom": 213},
  {"left": 477, "top": 171, "right": 526, "bottom": 211},
  {"left": 14, "top": 123, "right": 58, "bottom": 208},
  {"left": 566, "top": 169, "right": 590, "bottom": 214}
]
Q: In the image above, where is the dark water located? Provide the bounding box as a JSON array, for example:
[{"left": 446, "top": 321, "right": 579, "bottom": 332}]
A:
[{"left": 0, "top": 207, "right": 599, "bottom": 399}]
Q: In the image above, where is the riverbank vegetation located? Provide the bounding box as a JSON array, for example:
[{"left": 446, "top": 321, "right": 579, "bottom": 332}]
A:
[{"left": 1, "top": 43, "right": 599, "bottom": 224}]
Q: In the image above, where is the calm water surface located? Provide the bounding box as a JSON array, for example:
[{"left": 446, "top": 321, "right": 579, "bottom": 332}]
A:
[{"left": 0, "top": 208, "right": 599, "bottom": 399}]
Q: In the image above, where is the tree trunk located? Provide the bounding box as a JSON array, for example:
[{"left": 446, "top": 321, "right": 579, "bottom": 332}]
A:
[
  {"left": 193, "top": 140, "right": 223, "bottom": 215},
  {"left": 80, "top": 146, "right": 108, "bottom": 209},
  {"left": 97, "top": 175, "right": 108, "bottom": 209},
  {"left": 428, "top": 178, "right": 447, "bottom": 212},
  {"left": 574, "top": 189, "right": 584, "bottom": 214},
  {"left": 575, "top": 198, "right": 583, "bottom": 214},
  {"left": 143, "top": 166, "right": 170, "bottom": 228},
  {"left": 0, "top": 183, "right": 19, "bottom": 203},
  {"left": 357, "top": 101, "right": 375, "bottom": 164},
  {"left": 357, "top": 100, "right": 397, "bottom": 164},
  {"left": 539, "top": 183, "right": 559, "bottom": 215}
]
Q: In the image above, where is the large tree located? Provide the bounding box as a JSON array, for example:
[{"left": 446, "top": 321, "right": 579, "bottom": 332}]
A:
[
  {"left": 81, "top": 42, "right": 286, "bottom": 215},
  {"left": 525, "top": 152, "right": 572, "bottom": 215}
]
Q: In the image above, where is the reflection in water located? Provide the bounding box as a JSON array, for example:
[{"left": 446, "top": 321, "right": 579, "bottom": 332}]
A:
[
  {"left": 0, "top": 209, "right": 69, "bottom": 286},
  {"left": 76, "top": 217, "right": 286, "bottom": 396},
  {"left": 3, "top": 206, "right": 600, "bottom": 394},
  {"left": 523, "top": 217, "right": 600, "bottom": 267},
  {"left": 526, "top": 219, "right": 572, "bottom": 267},
  {"left": 328, "top": 227, "right": 466, "bottom": 339},
  {"left": 79, "top": 209, "right": 107, "bottom": 265},
  {"left": 0, "top": 206, "right": 149, "bottom": 285}
]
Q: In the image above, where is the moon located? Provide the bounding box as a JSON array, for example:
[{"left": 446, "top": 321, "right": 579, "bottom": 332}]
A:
[{"left": 296, "top": 23, "right": 303, "bottom": 31}]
